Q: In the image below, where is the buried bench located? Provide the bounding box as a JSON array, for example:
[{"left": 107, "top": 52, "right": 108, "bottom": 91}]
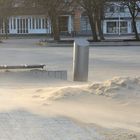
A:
[
  {"left": 0, "top": 64, "right": 45, "bottom": 70},
  {"left": 0, "top": 64, "right": 67, "bottom": 80}
]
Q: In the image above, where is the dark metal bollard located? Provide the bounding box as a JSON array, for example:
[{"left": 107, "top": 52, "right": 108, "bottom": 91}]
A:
[{"left": 73, "top": 39, "right": 89, "bottom": 82}]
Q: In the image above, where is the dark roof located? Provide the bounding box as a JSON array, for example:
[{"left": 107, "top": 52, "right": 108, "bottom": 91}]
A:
[
  {"left": 0, "top": 7, "right": 46, "bottom": 16},
  {"left": 0, "top": 7, "right": 73, "bottom": 17}
]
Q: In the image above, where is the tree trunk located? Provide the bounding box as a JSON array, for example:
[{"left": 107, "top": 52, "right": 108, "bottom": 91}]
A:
[
  {"left": 97, "top": 4, "right": 105, "bottom": 41},
  {"left": 50, "top": 15, "right": 60, "bottom": 41},
  {"left": 88, "top": 14, "right": 98, "bottom": 42},
  {"left": 132, "top": 17, "right": 139, "bottom": 40},
  {"left": 0, "top": 17, "right": 3, "bottom": 41},
  {"left": 97, "top": 18, "right": 104, "bottom": 40},
  {"left": 4, "top": 17, "right": 9, "bottom": 39}
]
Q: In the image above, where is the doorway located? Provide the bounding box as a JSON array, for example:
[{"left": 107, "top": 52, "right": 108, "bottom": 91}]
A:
[{"left": 59, "top": 16, "right": 69, "bottom": 34}]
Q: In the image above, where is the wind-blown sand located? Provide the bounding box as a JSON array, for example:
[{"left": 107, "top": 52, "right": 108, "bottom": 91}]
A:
[
  {"left": 0, "top": 39, "right": 140, "bottom": 139},
  {"left": 0, "top": 76, "right": 140, "bottom": 140}
]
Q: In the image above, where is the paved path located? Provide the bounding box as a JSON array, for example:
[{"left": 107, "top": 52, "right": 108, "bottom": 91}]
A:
[{"left": 0, "top": 110, "right": 102, "bottom": 140}]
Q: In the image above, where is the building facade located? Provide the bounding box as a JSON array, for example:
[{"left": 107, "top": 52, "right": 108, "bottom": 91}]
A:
[
  {"left": 0, "top": 2, "right": 140, "bottom": 36},
  {"left": 79, "top": 2, "right": 140, "bottom": 36},
  {"left": 0, "top": 15, "right": 73, "bottom": 35},
  {"left": 103, "top": 3, "right": 140, "bottom": 35}
]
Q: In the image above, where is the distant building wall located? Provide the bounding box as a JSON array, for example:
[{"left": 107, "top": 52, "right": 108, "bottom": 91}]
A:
[
  {"left": 1, "top": 2, "right": 140, "bottom": 36},
  {"left": 75, "top": 2, "right": 140, "bottom": 36},
  {"left": 73, "top": 9, "right": 81, "bottom": 34},
  {"left": 0, "top": 15, "right": 73, "bottom": 35}
]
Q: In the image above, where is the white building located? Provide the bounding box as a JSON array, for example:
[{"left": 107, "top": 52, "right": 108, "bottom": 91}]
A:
[
  {"left": 103, "top": 2, "right": 140, "bottom": 35},
  {"left": 80, "top": 2, "right": 140, "bottom": 36},
  {"left": 0, "top": 0, "right": 74, "bottom": 36},
  {"left": 0, "top": 15, "right": 73, "bottom": 35}
]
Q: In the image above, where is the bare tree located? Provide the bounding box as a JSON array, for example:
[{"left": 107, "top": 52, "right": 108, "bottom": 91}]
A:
[
  {"left": 94, "top": 0, "right": 105, "bottom": 40},
  {"left": 122, "top": 0, "right": 140, "bottom": 40},
  {"left": 78, "top": 0, "right": 98, "bottom": 41},
  {"left": 0, "top": 0, "right": 74, "bottom": 41},
  {"left": 77, "top": 0, "right": 105, "bottom": 41},
  {"left": 29, "top": 0, "right": 74, "bottom": 41},
  {"left": 0, "top": 0, "right": 14, "bottom": 39}
]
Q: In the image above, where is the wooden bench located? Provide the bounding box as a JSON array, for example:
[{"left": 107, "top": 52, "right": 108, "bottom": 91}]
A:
[{"left": 0, "top": 64, "right": 45, "bottom": 70}]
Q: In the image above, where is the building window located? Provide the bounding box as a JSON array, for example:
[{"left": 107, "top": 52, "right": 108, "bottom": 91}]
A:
[
  {"left": 107, "top": 21, "right": 128, "bottom": 34},
  {"left": 109, "top": 6, "right": 115, "bottom": 12},
  {"left": 42, "top": 19, "right": 45, "bottom": 29},
  {"left": 42, "top": 18, "right": 47, "bottom": 29},
  {"left": 39, "top": 18, "right": 41, "bottom": 29},
  {"left": 120, "top": 21, "right": 127, "bottom": 33},
  {"left": 32, "top": 18, "right": 35, "bottom": 29},
  {"left": 120, "top": 6, "right": 125, "bottom": 12},
  {"left": 107, "top": 22, "right": 117, "bottom": 33},
  {"left": 36, "top": 18, "right": 39, "bottom": 29},
  {"left": 80, "top": 16, "right": 91, "bottom": 32},
  {"left": 26, "top": 19, "right": 28, "bottom": 33},
  {"left": 17, "top": 19, "right": 20, "bottom": 33},
  {"left": 35, "top": 18, "right": 42, "bottom": 29},
  {"left": 13, "top": 18, "right": 16, "bottom": 29},
  {"left": 17, "top": 18, "right": 28, "bottom": 34},
  {"left": 36, "top": 18, "right": 42, "bottom": 29},
  {"left": 29, "top": 18, "right": 32, "bottom": 29},
  {"left": 10, "top": 18, "right": 13, "bottom": 29}
]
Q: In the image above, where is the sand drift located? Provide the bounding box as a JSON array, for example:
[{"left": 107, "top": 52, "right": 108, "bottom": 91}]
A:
[
  {"left": 45, "top": 76, "right": 140, "bottom": 101},
  {"left": 0, "top": 76, "right": 140, "bottom": 140}
]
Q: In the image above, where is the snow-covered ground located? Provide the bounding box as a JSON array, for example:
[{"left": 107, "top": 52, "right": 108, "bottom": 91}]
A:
[{"left": 0, "top": 39, "right": 140, "bottom": 140}]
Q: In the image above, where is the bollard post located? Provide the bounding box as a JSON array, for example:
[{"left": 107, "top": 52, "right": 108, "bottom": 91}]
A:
[{"left": 73, "top": 39, "right": 89, "bottom": 82}]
